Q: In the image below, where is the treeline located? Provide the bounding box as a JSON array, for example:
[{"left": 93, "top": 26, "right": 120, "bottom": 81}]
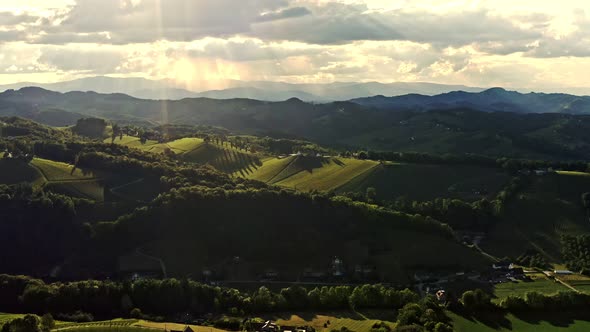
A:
[
  {"left": 85, "top": 186, "right": 463, "bottom": 280},
  {"left": 458, "top": 288, "right": 590, "bottom": 314},
  {"left": 386, "top": 176, "right": 526, "bottom": 230},
  {"left": 0, "top": 184, "right": 89, "bottom": 275},
  {"left": 0, "top": 275, "right": 419, "bottom": 318},
  {"left": 356, "top": 151, "right": 590, "bottom": 173},
  {"left": 561, "top": 235, "right": 590, "bottom": 273},
  {"left": 0, "top": 275, "right": 455, "bottom": 331}
]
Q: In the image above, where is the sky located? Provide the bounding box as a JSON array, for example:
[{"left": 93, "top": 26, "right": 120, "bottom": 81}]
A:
[{"left": 0, "top": 0, "right": 589, "bottom": 93}]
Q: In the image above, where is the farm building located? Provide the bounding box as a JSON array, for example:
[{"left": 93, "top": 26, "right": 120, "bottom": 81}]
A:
[
  {"left": 166, "top": 326, "right": 194, "bottom": 332},
  {"left": 554, "top": 270, "right": 574, "bottom": 275}
]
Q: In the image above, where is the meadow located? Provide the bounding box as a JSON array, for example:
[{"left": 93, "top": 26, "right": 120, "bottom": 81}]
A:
[
  {"left": 274, "top": 312, "right": 396, "bottom": 332},
  {"left": 109, "top": 135, "right": 260, "bottom": 176},
  {"left": 448, "top": 311, "right": 590, "bottom": 332},
  {"left": 246, "top": 155, "right": 378, "bottom": 192},
  {"left": 493, "top": 277, "right": 568, "bottom": 301}
]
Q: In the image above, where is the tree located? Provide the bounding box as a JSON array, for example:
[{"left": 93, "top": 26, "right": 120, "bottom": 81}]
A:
[
  {"left": 366, "top": 187, "right": 377, "bottom": 203},
  {"left": 433, "top": 322, "right": 453, "bottom": 332},
  {"left": 40, "top": 314, "right": 54, "bottom": 332},
  {"left": 396, "top": 303, "right": 422, "bottom": 326}
]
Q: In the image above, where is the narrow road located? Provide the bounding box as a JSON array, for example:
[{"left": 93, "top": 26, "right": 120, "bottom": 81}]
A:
[
  {"left": 555, "top": 276, "right": 581, "bottom": 293},
  {"left": 136, "top": 247, "right": 168, "bottom": 278}
]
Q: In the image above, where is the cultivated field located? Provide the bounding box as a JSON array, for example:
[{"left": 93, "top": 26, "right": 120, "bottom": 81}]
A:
[
  {"left": 247, "top": 155, "right": 379, "bottom": 192},
  {"left": 493, "top": 277, "right": 568, "bottom": 300},
  {"left": 274, "top": 312, "right": 396, "bottom": 332},
  {"left": 108, "top": 135, "right": 259, "bottom": 175},
  {"left": 31, "top": 158, "right": 97, "bottom": 181},
  {"left": 449, "top": 311, "right": 590, "bottom": 332}
]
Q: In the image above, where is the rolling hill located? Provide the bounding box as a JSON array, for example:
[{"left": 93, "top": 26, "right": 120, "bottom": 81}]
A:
[
  {"left": 4, "top": 88, "right": 590, "bottom": 160},
  {"left": 351, "top": 88, "right": 590, "bottom": 114},
  {"left": 481, "top": 171, "right": 590, "bottom": 262},
  {"left": 107, "top": 135, "right": 261, "bottom": 175}
]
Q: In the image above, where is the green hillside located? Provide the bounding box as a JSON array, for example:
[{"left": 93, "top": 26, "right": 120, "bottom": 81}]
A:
[
  {"left": 247, "top": 155, "right": 378, "bottom": 192},
  {"left": 92, "top": 187, "right": 489, "bottom": 282},
  {"left": 481, "top": 171, "right": 590, "bottom": 261},
  {"left": 0, "top": 158, "right": 45, "bottom": 186},
  {"left": 449, "top": 311, "right": 590, "bottom": 332},
  {"left": 108, "top": 135, "right": 260, "bottom": 175},
  {"left": 183, "top": 143, "right": 260, "bottom": 175},
  {"left": 337, "top": 163, "right": 510, "bottom": 201},
  {"left": 247, "top": 156, "right": 509, "bottom": 201}
]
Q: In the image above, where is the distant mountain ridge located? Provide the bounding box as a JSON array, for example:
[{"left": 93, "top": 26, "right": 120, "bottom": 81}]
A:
[
  {"left": 3, "top": 86, "right": 590, "bottom": 161},
  {"left": 0, "top": 76, "right": 487, "bottom": 101},
  {"left": 351, "top": 88, "right": 590, "bottom": 114}
]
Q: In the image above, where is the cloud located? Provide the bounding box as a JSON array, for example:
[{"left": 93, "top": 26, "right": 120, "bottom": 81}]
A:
[
  {"left": 38, "top": 47, "right": 126, "bottom": 73},
  {"left": 256, "top": 7, "right": 311, "bottom": 22},
  {"left": 249, "top": 3, "right": 542, "bottom": 46},
  {"left": 0, "top": 11, "right": 38, "bottom": 25},
  {"left": 170, "top": 38, "right": 322, "bottom": 62},
  {"left": 48, "top": 0, "right": 292, "bottom": 43}
]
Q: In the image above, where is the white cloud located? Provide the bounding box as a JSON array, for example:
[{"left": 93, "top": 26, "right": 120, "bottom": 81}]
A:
[{"left": 0, "top": 0, "right": 587, "bottom": 93}]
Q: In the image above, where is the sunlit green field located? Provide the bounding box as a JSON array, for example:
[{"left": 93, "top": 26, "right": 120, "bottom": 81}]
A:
[
  {"left": 31, "top": 158, "right": 97, "bottom": 181},
  {"left": 247, "top": 155, "right": 378, "bottom": 192},
  {"left": 493, "top": 277, "right": 568, "bottom": 301},
  {"left": 449, "top": 311, "right": 590, "bottom": 332},
  {"left": 275, "top": 312, "right": 396, "bottom": 332}
]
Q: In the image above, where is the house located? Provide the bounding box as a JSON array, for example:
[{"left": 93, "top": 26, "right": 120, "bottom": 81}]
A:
[
  {"left": 435, "top": 290, "right": 447, "bottom": 303},
  {"left": 261, "top": 321, "right": 280, "bottom": 332},
  {"left": 166, "top": 326, "right": 194, "bottom": 332},
  {"left": 492, "top": 262, "right": 513, "bottom": 270}
]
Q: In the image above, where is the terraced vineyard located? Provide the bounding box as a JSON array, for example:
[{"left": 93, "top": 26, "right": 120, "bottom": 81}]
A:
[
  {"left": 109, "top": 135, "right": 260, "bottom": 175},
  {"left": 31, "top": 158, "right": 97, "bottom": 181},
  {"left": 247, "top": 155, "right": 379, "bottom": 192},
  {"left": 0, "top": 313, "right": 24, "bottom": 325}
]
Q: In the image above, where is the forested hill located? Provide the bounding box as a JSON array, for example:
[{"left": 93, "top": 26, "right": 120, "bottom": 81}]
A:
[
  {"left": 351, "top": 88, "right": 590, "bottom": 114},
  {"left": 3, "top": 87, "right": 590, "bottom": 160}
]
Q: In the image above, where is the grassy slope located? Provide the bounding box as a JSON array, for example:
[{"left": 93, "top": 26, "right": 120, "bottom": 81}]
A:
[
  {"left": 247, "top": 156, "right": 379, "bottom": 192},
  {"left": 481, "top": 172, "right": 590, "bottom": 261},
  {"left": 449, "top": 311, "right": 590, "bottom": 332},
  {"left": 245, "top": 156, "right": 296, "bottom": 183},
  {"left": 275, "top": 312, "right": 396, "bottom": 332},
  {"left": 0, "top": 313, "right": 24, "bottom": 325},
  {"left": 337, "top": 163, "right": 509, "bottom": 201},
  {"left": 276, "top": 158, "right": 378, "bottom": 192},
  {"left": 0, "top": 159, "right": 45, "bottom": 187},
  {"left": 29, "top": 158, "right": 105, "bottom": 200},
  {"left": 31, "top": 158, "right": 97, "bottom": 181},
  {"left": 493, "top": 277, "right": 568, "bottom": 300},
  {"left": 183, "top": 143, "right": 260, "bottom": 176},
  {"left": 108, "top": 135, "right": 260, "bottom": 176}
]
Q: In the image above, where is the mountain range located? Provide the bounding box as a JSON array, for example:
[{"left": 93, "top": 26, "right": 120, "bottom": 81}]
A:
[
  {"left": 0, "top": 76, "right": 487, "bottom": 101},
  {"left": 2, "top": 86, "right": 590, "bottom": 160},
  {"left": 352, "top": 88, "right": 590, "bottom": 114}
]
